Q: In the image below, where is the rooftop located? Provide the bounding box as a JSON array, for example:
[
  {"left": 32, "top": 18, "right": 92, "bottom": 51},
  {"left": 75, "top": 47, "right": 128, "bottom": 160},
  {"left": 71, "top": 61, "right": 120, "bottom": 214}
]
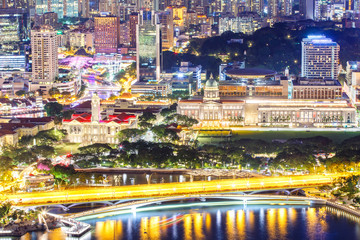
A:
[{"left": 225, "top": 68, "right": 277, "bottom": 79}]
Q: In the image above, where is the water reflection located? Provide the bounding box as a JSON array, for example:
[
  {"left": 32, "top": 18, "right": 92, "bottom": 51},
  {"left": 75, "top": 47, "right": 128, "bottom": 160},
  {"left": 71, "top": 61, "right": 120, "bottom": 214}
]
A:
[{"left": 28, "top": 205, "right": 360, "bottom": 240}]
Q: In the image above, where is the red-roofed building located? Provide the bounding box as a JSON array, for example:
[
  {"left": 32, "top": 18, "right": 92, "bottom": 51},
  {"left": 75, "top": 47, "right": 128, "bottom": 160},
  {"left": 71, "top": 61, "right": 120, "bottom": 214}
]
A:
[{"left": 62, "top": 93, "right": 138, "bottom": 144}]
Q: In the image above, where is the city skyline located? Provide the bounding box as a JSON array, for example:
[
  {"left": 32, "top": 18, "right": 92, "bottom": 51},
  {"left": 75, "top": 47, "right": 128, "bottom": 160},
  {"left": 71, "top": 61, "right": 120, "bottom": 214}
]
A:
[{"left": 1, "top": 0, "right": 360, "bottom": 239}]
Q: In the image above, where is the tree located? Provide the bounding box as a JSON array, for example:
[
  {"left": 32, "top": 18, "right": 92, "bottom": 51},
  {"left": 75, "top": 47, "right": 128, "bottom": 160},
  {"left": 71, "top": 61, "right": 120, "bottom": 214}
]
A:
[
  {"left": 165, "top": 114, "right": 198, "bottom": 127},
  {"left": 78, "top": 143, "right": 113, "bottom": 156},
  {"left": 118, "top": 129, "right": 145, "bottom": 142},
  {"left": 138, "top": 121, "right": 153, "bottom": 129},
  {"left": 48, "top": 87, "right": 60, "bottom": 97},
  {"left": 50, "top": 164, "right": 76, "bottom": 186},
  {"left": 0, "top": 201, "right": 11, "bottom": 219},
  {"left": 15, "top": 90, "right": 26, "bottom": 97},
  {"left": 63, "top": 110, "right": 74, "bottom": 120},
  {"left": 151, "top": 125, "right": 179, "bottom": 142},
  {"left": 44, "top": 102, "right": 63, "bottom": 116},
  {"left": 139, "top": 112, "right": 156, "bottom": 123},
  {"left": 31, "top": 145, "right": 55, "bottom": 158},
  {"left": 333, "top": 174, "right": 360, "bottom": 199}
]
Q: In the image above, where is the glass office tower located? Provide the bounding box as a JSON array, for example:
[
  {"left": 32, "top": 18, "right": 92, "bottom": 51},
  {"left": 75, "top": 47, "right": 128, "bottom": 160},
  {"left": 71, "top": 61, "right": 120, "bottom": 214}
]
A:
[{"left": 136, "top": 10, "right": 161, "bottom": 82}]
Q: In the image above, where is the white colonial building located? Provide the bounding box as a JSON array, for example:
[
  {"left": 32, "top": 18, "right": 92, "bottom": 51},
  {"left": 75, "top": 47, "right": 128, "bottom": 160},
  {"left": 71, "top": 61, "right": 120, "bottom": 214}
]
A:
[
  {"left": 62, "top": 93, "right": 137, "bottom": 144},
  {"left": 177, "top": 77, "right": 357, "bottom": 128},
  {"left": 177, "top": 77, "right": 245, "bottom": 127}
]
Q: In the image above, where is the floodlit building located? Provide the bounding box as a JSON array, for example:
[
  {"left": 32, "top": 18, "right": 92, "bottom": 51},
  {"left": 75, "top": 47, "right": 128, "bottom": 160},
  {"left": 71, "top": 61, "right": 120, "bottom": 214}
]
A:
[
  {"left": 219, "top": 67, "right": 288, "bottom": 98},
  {"left": 301, "top": 35, "right": 340, "bottom": 80},
  {"left": 177, "top": 76, "right": 246, "bottom": 128},
  {"left": 62, "top": 93, "right": 138, "bottom": 144},
  {"left": 257, "top": 100, "right": 356, "bottom": 127},
  {"left": 290, "top": 77, "right": 342, "bottom": 99},
  {"left": 178, "top": 75, "right": 356, "bottom": 128}
]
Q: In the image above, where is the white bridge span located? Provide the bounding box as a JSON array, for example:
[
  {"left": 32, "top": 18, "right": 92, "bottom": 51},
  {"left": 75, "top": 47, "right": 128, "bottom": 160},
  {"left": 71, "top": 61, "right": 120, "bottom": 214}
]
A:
[{"left": 68, "top": 194, "right": 326, "bottom": 220}]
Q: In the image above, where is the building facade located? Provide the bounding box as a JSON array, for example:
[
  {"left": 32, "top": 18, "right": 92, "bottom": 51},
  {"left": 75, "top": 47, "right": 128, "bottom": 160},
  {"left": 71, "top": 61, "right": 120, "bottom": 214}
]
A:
[
  {"left": 177, "top": 76, "right": 357, "bottom": 128},
  {"left": 178, "top": 77, "right": 246, "bottom": 128},
  {"left": 136, "top": 10, "right": 161, "bottom": 82},
  {"left": 291, "top": 78, "right": 342, "bottom": 99},
  {"left": 94, "top": 15, "right": 119, "bottom": 54},
  {"left": 31, "top": 25, "right": 58, "bottom": 93},
  {"left": 301, "top": 35, "right": 340, "bottom": 79},
  {"left": 258, "top": 100, "right": 356, "bottom": 127},
  {"left": 62, "top": 93, "right": 138, "bottom": 144}
]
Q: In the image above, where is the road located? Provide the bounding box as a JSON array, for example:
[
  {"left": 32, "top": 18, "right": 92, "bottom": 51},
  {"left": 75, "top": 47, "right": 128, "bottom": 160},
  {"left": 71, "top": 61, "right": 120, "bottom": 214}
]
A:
[{"left": 1, "top": 173, "right": 345, "bottom": 206}]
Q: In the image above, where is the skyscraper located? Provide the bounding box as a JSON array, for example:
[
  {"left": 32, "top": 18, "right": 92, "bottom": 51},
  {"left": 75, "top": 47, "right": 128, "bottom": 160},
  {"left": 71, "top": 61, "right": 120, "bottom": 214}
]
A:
[
  {"left": 158, "top": 8, "right": 174, "bottom": 50},
  {"left": 247, "top": 0, "right": 264, "bottom": 16},
  {"left": 300, "top": 0, "right": 320, "bottom": 20},
  {"left": 129, "top": 12, "right": 138, "bottom": 47},
  {"left": 36, "top": 0, "right": 63, "bottom": 18},
  {"left": 280, "top": 0, "right": 292, "bottom": 16},
  {"left": 64, "top": 0, "right": 79, "bottom": 17},
  {"left": 31, "top": 25, "right": 58, "bottom": 86},
  {"left": 268, "top": 0, "right": 279, "bottom": 18},
  {"left": 136, "top": 10, "right": 161, "bottom": 82},
  {"left": 301, "top": 35, "right": 340, "bottom": 79},
  {"left": 80, "top": 0, "right": 90, "bottom": 18},
  {"left": 94, "top": 14, "right": 119, "bottom": 54}
]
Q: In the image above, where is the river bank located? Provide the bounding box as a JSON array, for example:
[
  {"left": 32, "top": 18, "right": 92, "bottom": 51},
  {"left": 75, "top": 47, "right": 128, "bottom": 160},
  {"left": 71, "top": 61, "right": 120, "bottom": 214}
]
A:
[
  {"left": 76, "top": 168, "right": 262, "bottom": 178},
  {"left": 0, "top": 215, "right": 60, "bottom": 237}
]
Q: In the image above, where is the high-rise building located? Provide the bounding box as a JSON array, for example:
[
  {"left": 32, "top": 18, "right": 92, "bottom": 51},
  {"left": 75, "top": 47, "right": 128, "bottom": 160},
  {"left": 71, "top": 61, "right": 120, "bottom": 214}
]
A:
[
  {"left": 219, "top": 13, "right": 262, "bottom": 35},
  {"left": 36, "top": 0, "right": 63, "bottom": 18},
  {"left": 94, "top": 14, "right": 119, "bottom": 54},
  {"left": 136, "top": 10, "right": 161, "bottom": 82},
  {"left": 280, "top": 0, "right": 292, "bottom": 16},
  {"left": 247, "top": 0, "right": 264, "bottom": 16},
  {"left": 35, "top": 12, "right": 58, "bottom": 28},
  {"left": 36, "top": 0, "right": 78, "bottom": 18},
  {"left": 64, "top": 0, "right": 79, "bottom": 17},
  {"left": 31, "top": 25, "right": 58, "bottom": 86},
  {"left": 0, "top": 9, "right": 30, "bottom": 43},
  {"left": 300, "top": 0, "right": 320, "bottom": 20},
  {"left": 80, "top": 0, "right": 90, "bottom": 18},
  {"left": 268, "top": 0, "right": 279, "bottom": 17},
  {"left": 301, "top": 35, "right": 340, "bottom": 79},
  {"left": 119, "top": 22, "right": 130, "bottom": 46},
  {"left": 99, "top": 0, "right": 118, "bottom": 15},
  {"left": 129, "top": 12, "right": 138, "bottom": 47},
  {"left": 158, "top": 8, "right": 174, "bottom": 50}
]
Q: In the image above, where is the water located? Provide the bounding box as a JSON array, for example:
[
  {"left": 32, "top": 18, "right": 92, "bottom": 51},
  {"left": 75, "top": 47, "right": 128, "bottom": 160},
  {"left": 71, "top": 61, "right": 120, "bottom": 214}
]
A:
[{"left": 21, "top": 203, "right": 360, "bottom": 240}]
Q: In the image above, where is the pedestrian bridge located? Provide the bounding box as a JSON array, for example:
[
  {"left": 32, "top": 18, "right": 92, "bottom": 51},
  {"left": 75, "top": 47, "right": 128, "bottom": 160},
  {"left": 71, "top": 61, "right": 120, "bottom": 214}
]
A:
[
  {"left": 69, "top": 194, "right": 326, "bottom": 220},
  {"left": 3, "top": 174, "right": 343, "bottom": 207}
]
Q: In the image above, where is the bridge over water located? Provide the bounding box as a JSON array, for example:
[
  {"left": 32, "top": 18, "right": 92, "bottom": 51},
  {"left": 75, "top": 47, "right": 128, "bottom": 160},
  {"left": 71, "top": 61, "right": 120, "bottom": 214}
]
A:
[
  {"left": 2, "top": 174, "right": 344, "bottom": 207},
  {"left": 67, "top": 194, "right": 327, "bottom": 220}
]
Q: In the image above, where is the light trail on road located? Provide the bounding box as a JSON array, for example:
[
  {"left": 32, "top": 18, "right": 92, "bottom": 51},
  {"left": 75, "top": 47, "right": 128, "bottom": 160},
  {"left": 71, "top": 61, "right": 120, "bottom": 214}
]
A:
[{"left": 1, "top": 173, "right": 346, "bottom": 206}]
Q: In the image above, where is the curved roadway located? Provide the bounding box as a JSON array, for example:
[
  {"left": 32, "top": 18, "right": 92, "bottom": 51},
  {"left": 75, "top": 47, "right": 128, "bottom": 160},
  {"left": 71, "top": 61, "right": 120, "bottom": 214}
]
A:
[{"left": 1, "top": 174, "right": 345, "bottom": 207}]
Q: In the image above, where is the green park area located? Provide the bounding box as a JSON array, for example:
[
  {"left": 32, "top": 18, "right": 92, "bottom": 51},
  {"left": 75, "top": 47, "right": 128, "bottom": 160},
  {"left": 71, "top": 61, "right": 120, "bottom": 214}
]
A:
[
  {"left": 198, "top": 130, "right": 360, "bottom": 144},
  {"left": 54, "top": 143, "right": 81, "bottom": 156}
]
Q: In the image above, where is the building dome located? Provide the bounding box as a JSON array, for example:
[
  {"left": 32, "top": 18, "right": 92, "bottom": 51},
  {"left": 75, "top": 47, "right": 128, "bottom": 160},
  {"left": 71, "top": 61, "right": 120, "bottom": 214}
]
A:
[
  {"left": 204, "top": 74, "right": 220, "bottom": 102},
  {"left": 205, "top": 78, "right": 218, "bottom": 88}
]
